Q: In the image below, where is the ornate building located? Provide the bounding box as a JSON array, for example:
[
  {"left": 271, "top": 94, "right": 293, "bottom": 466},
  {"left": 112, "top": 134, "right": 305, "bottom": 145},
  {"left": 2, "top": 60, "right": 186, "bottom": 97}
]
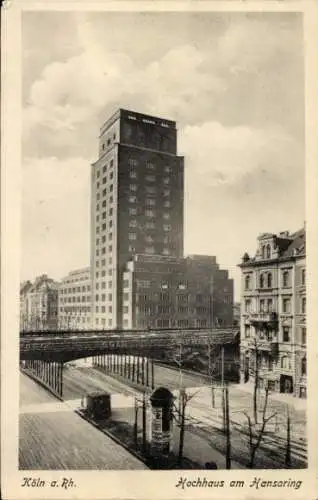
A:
[
  {"left": 238, "top": 228, "right": 306, "bottom": 398},
  {"left": 20, "top": 275, "right": 59, "bottom": 331}
]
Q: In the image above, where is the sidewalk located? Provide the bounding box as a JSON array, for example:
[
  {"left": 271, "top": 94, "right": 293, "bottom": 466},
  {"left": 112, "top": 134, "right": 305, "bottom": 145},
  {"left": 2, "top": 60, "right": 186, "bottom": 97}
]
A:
[{"left": 235, "top": 382, "right": 307, "bottom": 411}]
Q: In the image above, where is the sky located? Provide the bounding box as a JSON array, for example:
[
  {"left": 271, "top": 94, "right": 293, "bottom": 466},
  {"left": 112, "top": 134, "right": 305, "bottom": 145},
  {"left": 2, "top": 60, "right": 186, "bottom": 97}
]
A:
[{"left": 21, "top": 11, "right": 305, "bottom": 301}]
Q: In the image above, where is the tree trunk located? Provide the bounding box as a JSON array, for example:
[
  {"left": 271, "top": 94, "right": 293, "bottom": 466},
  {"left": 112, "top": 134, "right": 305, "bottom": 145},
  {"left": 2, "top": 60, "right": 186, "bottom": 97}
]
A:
[
  {"left": 225, "top": 385, "right": 231, "bottom": 469},
  {"left": 253, "top": 348, "right": 259, "bottom": 424},
  {"left": 178, "top": 392, "right": 185, "bottom": 466}
]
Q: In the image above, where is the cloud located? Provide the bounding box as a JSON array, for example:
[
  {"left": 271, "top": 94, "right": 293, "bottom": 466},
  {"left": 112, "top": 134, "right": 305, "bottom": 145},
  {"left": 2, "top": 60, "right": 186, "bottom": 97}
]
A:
[
  {"left": 21, "top": 157, "right": 91, "bottom": 281},
  {"left": 180, "top": 121, "right": 302, "bottom": 187}
]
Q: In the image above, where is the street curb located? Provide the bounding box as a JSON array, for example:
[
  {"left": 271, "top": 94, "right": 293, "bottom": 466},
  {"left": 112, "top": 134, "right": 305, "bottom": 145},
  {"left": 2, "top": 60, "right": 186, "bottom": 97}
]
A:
[
  {"left": 74, "top": 409, "right": 150, "bottom": 468},
  {"left": 20, "top": 368, "right": 64, "bottom": 401}
]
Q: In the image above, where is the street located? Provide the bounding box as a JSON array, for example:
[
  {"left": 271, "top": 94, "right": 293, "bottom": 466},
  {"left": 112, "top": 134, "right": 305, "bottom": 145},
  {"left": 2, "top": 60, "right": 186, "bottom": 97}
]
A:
[{"left": 19, "top": 373, "right": 147, "bottom": 470}]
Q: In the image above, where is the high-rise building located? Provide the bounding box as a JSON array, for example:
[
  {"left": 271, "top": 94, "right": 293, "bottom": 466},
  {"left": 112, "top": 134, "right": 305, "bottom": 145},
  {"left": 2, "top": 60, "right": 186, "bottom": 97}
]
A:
[
  {"left": 238, "top": 228, "right": 306, "bottom": 398},
  {"left": 58, "top": 267, "right": 91, "bottom": 329},
  {"left": 90, "top": 109, "right": 184, "bottom": 329}
]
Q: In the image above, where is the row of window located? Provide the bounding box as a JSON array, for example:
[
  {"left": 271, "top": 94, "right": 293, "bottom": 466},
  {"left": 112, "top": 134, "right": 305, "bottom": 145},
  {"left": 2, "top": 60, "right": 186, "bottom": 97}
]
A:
[
  {"left": 96, "top": 171, "right": 114, "bottom": 184},
  {"left": 94, "top": 293, "right": 113, "bottom": 302},
  {"left": 95, "top": 305, "right": 112, "bottom": 313},
  {"left": 245, "top": 325, "right": 306, "bottom": 344},
  {"left": 60, "top": 306, "right": 91, "bottom": 313},
  {"left": 244, "top": 268, "right": 306, "bottom": 290},
  {"left": 128, "top": 159, "right": 172, "bottom": 173},
  {"left": 245, "top": 297, "right": 306, "bottom": 314},
  {"left": 95, "top": 318, "right": 113, "bottom": 327},
  {"left": 60, "top": 286, "right": 91, "bottom": 294},
  {"left": 60, "top": 296, "right": 90, "bottom": 304}
]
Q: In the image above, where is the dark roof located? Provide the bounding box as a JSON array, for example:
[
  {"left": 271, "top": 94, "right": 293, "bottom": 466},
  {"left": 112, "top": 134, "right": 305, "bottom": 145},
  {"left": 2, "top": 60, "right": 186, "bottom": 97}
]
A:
[{"left": 281, "top": 228, "right": 305, "bottom": 258}]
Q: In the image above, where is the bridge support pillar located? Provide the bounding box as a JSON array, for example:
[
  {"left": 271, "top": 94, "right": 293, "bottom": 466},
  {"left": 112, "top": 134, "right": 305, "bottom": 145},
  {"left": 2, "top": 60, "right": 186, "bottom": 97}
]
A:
[
  {"left": 137, "top": 357, "right": 140, "bottom": 384},
  {"left": 146, "top": 358, "right": 149, "bottom": 387},
  {"left": 141, "top": 357, "right": 145, "bottom": 386},
  {"left": 151, "top": 359, "right": 155, "bottom": 389}
]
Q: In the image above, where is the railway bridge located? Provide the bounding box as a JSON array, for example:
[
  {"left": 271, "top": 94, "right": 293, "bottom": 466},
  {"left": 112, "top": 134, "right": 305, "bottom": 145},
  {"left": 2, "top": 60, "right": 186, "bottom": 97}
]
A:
[{"left": 20, "top": 327, "right": 239, "bottom": 399}]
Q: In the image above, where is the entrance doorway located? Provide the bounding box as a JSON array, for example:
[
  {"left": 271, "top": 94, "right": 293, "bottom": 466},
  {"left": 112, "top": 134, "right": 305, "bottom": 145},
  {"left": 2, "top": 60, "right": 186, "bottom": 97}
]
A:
[{"left": 280, "top": 375, "right": 293, "bottom": 394}]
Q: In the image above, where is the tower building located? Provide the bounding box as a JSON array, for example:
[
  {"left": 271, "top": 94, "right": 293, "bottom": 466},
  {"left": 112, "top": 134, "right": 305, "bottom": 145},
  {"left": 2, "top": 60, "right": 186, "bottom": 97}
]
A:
[{"left": 90, "top": 109, "right": 184, "bottom": 329}]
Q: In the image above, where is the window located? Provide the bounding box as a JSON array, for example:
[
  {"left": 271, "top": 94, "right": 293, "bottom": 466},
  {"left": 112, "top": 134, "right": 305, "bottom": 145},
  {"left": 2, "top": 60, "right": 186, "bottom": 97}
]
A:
[
  {"left": 129, "top": 196, "right": 137, "bottom": 203},
  {"left": 282, "top": 298, "right": 291, "bottom": 313},
  {"left": 146, "top": 186, "right": 156, "bottom": 194},
  {"left": 301, "top": 297, "right": 306, "bottom": 314},
  {"left": 261, "top": 245, "right": 266, "bottom": 259},
  {"left": 108, "top": 293, "right": 112, "bottom": 301},
  {"left": 163, "top": 177, "right": 170, "bottom": 185},
  {"left": 164, "top": 200, "right": 171, "bottom": 208},
  {"left": 267, "top": 273, "right": 272, "bottom": 288},
  {"left": 163, "top": 189, "right": 170, "bottom": 197},
  {"left": 245, "top": 299, "right": 251, "bottom": 313},
  {"left": 110, "top": 172, "right": 114, "bottom": 180},
  {"left": 109, "top": 208, "right": 113, "bottom": 216},
  {"left": 146, "top": 221, "right": 155, "bottom": 229},
  {"left": 301, "top": 327, "right": 306, "bottom": 345},
  {"left": 123, "top": 293, "right": 129, "bottom": 301},
  {"left": 128, "top": 233, "right": 136, "bottom": 240},
  {"left": 96, "top": 171, "right": 100, "bottom": 178},
  {"left": 145, "top": 209, "right": 155, "bottom": 217},
  {"left": 260, "top": 299, "right": 265, "bottom": 312},
  {"left": 283, "top": 326, "right": 290, "bottom": 342},
  {"left": 163, "top": 235, "right": 169, "bottom": 244},
  {"left": 128, "top": 245, "right": 135, "bottom": 252},
  {"left": 267, "top": 299, "right": 273, "bottom": 312},
  {"left": 102, "top": 200, "right": 106, "bottom": 208},
  {"left": 129, "top": 171, "right": 137, "bottom": 178},
  {"left": 146, "top": 162, "right": 156, "bottom": 170},
  {"left": 259, "top": 274, "right": 264, "bottom": 289},
  {"left": 103, "top": 165, "right": 107, "bottom": 173},
  {"left": 266, "top": 244, "right": 271, "bottom": 259},
  {"left": 163, "top": 224, "right": 171, "bottom": 232},
  {"left": 136, "top": 280, "right": 151, "bottom": 289},
  {"left": 301, "top": 356, "right": 307, "bottom": 376},
  {"left": 245, "top": 275, "right": 250, "bottom": 290},
  {"left": 129, "top": 159, "right": 138, "bottom": 167},
  {"left": 282, "top": 270, "right": 289, "bottom": 287},
  {"left": 281, "top": 356, "right": 290, "bottom": 369},
  {"left": 108, "top": 245, "right": 112, "bottom": 252},
  {"left": 129, "top": 219, "right": 137, "bottom": 228},
  {"left": 129, "top": 207, "right": 137, "bottom": 215},
  {"left": 163, "top": 248, "right": 170, "bottom": 255},
  {"left": 163, "top": 213, "right": 170, "bottom": 220},
  {"left": 123, "top": 280, "right": 129, "bottom": 288},
  {"left": 245, "top": 325, "right": 250, "bottom": 338},
  {"left": 145, "top": 235, "right": 154, "bottom": 243},
  {"left": 301, "top": 269, "right": 306, "bottom": 285},
  {"left": 145, "top": 198, "right": 155, "bottom": 207},
  {"left": 130, "top": 184, "right": 137, "bottom": 192},
  {"left": 164, "top": 166, "right": 171, "bottom": 173},
  {"left": 102, "top": 176, "right": 107, "bottom": 184},
  {"left": 110, "top": 159, "right": 113, "bottom": 167}
]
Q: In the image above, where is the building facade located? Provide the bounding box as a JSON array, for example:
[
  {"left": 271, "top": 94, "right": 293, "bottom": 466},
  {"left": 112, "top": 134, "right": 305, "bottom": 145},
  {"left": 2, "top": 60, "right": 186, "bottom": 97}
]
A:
[
  {"left": 239, "top": 228, "right": 306, "bottom": 398},
  {"left": 90, "top": 109, "right": 184, "bottom": 329},
  {"left": 58, "top": 267, "right": 92, "bottom": 329},
  {"left": 20, "top": 275, "right": 59, "bottom": 331},
  {"left": 20, "top": 280, "right": 33, "bottom": 331},
  {"left": 122, "top": 254, "right": 233, "bottom": 329}
]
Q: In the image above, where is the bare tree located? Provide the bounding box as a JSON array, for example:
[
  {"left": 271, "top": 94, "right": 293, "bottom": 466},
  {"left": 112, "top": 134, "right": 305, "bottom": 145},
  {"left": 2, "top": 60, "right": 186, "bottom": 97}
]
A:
[
  {"left": 172, "top": 388, "right": 198, "bottom": 466},
  {"left": 244, "top": 384, "right": 277, "bottom": 468}
]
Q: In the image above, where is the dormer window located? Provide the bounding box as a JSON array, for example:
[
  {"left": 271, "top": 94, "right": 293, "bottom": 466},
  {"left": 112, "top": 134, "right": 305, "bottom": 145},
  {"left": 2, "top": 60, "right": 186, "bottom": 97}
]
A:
[{"left": 245, "top": 275, "right": 250, "bottom": 290}]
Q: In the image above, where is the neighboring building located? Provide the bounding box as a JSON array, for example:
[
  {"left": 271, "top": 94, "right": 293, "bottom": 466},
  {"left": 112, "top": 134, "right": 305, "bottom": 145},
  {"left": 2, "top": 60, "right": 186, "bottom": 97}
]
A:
[
  {"left": 90, "top": 109, "right": 184, "bottom": 329},
  {"left": 238, "top": 228, "right": 306, "bottom": 398},
  {"left": 58, "top": 267, "right": 92, "bottom": 329},
  {"left": 21, "top": 275, "right": 59, "bottom": 331},
  {"left": 233, "top": 302, "right": 241, "bottom": 326},
  {"left": 20, "top": 280, "right": 33, "bottom": 331},
  {"left": 122, "top": 254, "right": 233, "bottom": 329}
]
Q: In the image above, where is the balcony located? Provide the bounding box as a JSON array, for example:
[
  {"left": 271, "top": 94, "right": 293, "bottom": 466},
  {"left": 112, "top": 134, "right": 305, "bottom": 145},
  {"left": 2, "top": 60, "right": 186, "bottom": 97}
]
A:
[{"left": 249, "top": 312, "right": 278, "bottom": 325}]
